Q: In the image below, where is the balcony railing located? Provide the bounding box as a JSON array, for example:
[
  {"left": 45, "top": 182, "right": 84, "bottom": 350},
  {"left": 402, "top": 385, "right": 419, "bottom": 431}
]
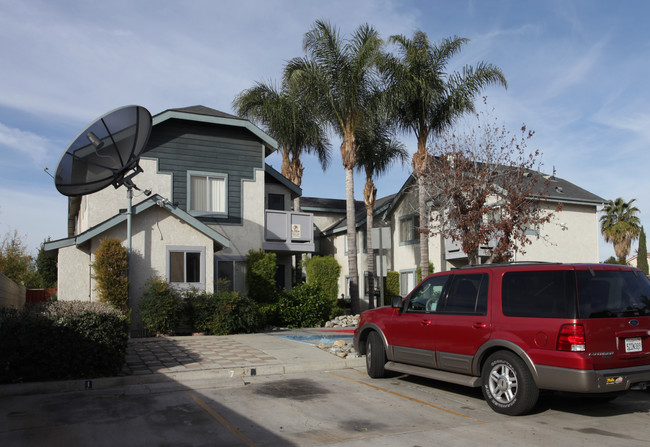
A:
[
  {"left": 445, "top": 237, "right": 497, "bottom": 260},
  {"left": 263, "top": 210, "right": 315, "bottom": 253}
]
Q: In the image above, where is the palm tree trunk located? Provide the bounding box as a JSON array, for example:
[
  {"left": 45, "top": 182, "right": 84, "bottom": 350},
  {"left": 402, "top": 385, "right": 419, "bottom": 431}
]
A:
[
  {"left": 346, "top": 167, "right": 360, "bottom": 314},
  {"left": 366, "top": 206, "right": 375, "bottom": 308},
  {"left": 364, "top": 174, "right": 377, "bottom": 309},
  {"left": 413, "top": 139, "right": 429, "bottom": 279},
  {"left": 418, "top": 175, "right": 429, "bottom": 278}
]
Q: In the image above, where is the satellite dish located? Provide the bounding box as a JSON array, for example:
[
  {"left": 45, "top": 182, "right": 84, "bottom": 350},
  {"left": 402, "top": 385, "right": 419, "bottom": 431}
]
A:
[{"left": 55, "top": 105, "right": 152, "bottom": 196}]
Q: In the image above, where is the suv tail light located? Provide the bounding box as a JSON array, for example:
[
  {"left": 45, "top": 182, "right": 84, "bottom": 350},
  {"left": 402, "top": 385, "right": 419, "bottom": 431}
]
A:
[{"left": 557, "top": 324, "right": 586, "bottom": 352}]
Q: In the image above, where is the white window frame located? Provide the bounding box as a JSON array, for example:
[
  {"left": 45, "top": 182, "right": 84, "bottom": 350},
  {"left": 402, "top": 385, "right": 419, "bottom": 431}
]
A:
[
  {"left": 399, "top": 269, "right": 416, "bottom": 297},
  {"left": 187, "top": 171, "right": 228, "bottom": 216},
  {"left": 167, "top": 246, "right": 206, "bottom": 290},
  {"left": 399, "top": 214, "right": 419, "bottom": 246}
]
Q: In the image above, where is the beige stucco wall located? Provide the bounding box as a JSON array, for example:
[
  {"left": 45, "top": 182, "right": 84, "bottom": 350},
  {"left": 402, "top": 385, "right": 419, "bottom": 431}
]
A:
[
  {"left": 322, "top": 188, "right": 602, "bottom": 303},
  {"left": 79, "top": 158, "right": 173, "bottom": 233},
  {"left": 210, "top": 168, "right": 265, "bottom": 260},
  {"left": 57, "top": 205, "right": 216, "bottom": 335},
  {"left": 57, "top": 244, "right": 92, "bottom": 301},
  {"left": 513, "top": 202, "right": 600, "bottom": 263}
]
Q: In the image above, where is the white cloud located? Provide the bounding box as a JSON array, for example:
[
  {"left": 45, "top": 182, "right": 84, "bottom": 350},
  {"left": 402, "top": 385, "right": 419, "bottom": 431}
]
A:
[{"left": 0, "top": 122, "right": 51, "bottom": 165}]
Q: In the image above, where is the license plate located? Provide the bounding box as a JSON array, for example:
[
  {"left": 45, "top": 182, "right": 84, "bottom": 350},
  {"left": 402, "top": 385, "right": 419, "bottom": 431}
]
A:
[{"left": 625, "top": 337, "right": 642, "bottom": 353}]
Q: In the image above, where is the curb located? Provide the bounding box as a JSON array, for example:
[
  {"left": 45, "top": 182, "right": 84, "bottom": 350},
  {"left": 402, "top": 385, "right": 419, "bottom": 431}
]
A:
[{"left": 0, "top": 357, "right": 366, "bottom": 397}]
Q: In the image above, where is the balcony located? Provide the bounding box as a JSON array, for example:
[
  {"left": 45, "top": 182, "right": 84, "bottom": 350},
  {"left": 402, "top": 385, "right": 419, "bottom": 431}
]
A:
[
  {"left": 445, "top": 237, "right": 497, "bottom": 260},
  {"left": 263, "top": 210, "right": 315, "bottom": 253}
]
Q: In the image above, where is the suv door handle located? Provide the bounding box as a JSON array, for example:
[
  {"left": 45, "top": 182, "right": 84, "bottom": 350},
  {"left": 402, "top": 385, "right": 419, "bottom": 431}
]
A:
[
  {"left": 421, "top": 319, "right": 432, "bottom": 326},
  {"left": 473, "top": 322, "right": 487, "bottom": 329}
]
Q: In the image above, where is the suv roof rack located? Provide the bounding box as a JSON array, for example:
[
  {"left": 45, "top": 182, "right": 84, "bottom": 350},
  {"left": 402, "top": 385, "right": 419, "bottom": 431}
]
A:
[{"left": 456, "top": 261, "right": 559, "bottom": 270}]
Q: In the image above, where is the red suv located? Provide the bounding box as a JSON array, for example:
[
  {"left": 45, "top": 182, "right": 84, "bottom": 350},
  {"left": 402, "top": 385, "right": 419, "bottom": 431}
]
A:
[{"left": 353, "top": 263, "right": 650, "bottom": 415}]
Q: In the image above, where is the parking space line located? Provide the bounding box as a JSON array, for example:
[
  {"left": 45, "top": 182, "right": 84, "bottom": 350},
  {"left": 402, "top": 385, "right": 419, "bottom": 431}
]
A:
[
  {"left": 327, "top": 371, "right": 486, "bottom": 423},
  {"left": 185, "top": 390, "right": 260, "bottom": 447}
]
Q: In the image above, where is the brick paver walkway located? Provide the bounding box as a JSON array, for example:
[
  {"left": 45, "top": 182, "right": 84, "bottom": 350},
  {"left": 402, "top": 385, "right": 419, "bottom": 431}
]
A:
[{"left": 121, "top": 336, "right": 280, "bottom": 376}]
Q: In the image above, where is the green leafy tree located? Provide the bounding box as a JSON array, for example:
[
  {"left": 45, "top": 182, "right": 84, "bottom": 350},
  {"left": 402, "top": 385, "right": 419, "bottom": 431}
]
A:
[
  {"left": 600, "top": 198, "right": 642, "bottom": 263},
  {"left": 286, "top": 20, "right": 384, "bottom": 314},
  {"left": 356, "top": 114, "right": 408, "bottom": 307},
  {"left": 91, "top": 238, "right": 129, "bottom": 314},
  {"left": 381, "top": 31, "right": 506, "bottom": 276},
  {"left": 0, "top": 229, "right": 38, "bottom": 287},
  {"left": 35, "top": 240, "right": 57, "bottom": 288},
  {"left": 637, "top": 227, "right": 648, "bottom": 274},
  {"left": 234, "top": 77, "right": 331, "bottom": 212}
]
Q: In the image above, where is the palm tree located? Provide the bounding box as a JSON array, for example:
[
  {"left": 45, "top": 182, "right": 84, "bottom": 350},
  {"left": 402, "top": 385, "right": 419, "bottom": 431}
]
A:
[
  {"left": 381, "top": 31, "right": 507, "bottom": 275},
  {"left": 356, "top": 116, "right": 408, "bottom": 308},
  {"left": 233, "top": 78, "right": 330, "bottom": 211},
  {"left": 600, "top": 198, "right": 642, "bottom": 262},
  {"left": 285, "top": 20, "right": 383, "bottom": 314}
]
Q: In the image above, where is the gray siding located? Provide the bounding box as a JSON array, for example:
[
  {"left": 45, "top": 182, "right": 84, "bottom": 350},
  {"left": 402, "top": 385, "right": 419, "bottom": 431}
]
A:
[{"left": 143, "top": 120, "right": 264, "bottom": 225}]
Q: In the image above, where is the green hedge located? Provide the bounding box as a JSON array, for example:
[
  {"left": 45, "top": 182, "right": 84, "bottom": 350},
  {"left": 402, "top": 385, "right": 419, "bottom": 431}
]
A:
[
  {"left": 385, "top": 271, "right": 400, "bottom": 303},
  {"left": 246, "top": 249, "right": 277, "bottom": 303},
  {"left": 0, "top": 301, "right": 128, "bottom": 383},
  {"left": 186, "top": 290, "right": 260, "bottom": 335},
  {"left": 139, "top": 277, "right": 183, "bottom": 335},
  {"left": 305, "top": 255, "right": 341, "bottom": 306},
  {"left": 277, "top": 282, "right": 332, "bottom": 328}
]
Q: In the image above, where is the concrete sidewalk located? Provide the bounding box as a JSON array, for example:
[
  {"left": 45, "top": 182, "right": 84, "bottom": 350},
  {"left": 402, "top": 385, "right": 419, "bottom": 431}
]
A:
[{"left": 0, "top": 329, "right": 365, "bottom": 396}]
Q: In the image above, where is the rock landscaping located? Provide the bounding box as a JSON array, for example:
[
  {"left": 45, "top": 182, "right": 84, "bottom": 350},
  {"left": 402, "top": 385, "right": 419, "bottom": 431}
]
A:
[{"left": 316, "top": 314, "right": 361, "bottom": 359}]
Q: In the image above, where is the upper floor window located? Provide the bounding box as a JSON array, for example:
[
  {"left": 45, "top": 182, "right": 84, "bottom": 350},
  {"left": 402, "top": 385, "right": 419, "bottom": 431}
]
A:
[
  {"left": 399, "top": 214, "right": 420, "bottom": 245},
  {"left": 268, "top": 193, "right": 285, "bottom": 211},
  {"left": 189, "top": 172, "right": 227, "bottom": 215}
]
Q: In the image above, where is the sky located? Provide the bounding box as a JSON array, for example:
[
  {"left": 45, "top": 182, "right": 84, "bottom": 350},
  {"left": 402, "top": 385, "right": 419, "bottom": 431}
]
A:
[{"left": 1, "top": 0, "right": 649, "bottom": 261}]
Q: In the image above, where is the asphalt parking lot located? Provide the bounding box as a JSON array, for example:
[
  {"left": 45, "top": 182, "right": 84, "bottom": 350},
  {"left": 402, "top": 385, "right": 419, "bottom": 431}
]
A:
[{"left": 2, "top": 367, "right": 649, "bottom": 446}]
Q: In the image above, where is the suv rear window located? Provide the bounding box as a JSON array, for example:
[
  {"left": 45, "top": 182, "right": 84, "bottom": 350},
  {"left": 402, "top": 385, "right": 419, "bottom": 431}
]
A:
[
  {"left": 577, "top": 270, "right": 650, "bottom": 318},
  {"left": 502, "top": 270, "right": 576, "bottom": 318}
]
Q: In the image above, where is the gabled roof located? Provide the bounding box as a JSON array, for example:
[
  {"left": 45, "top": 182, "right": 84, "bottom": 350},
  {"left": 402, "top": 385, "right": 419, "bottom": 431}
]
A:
[
  {"left": 379, "top": 170, "right": 604, "bottom": 221},
  {"left": 265, "top": 164, "right": 302, "bottom": 197},
  {"left": 153, "top": 105, "right": 278, "bottom": 156},
  {"left": 45, "top": 194, "right": 229, "bottom": 252},
  {"left": 300, "top": 197, "right": 348, "bottom": 214},
  {"left": 317, "top": 193, "right": 397, "bottom": 236}
]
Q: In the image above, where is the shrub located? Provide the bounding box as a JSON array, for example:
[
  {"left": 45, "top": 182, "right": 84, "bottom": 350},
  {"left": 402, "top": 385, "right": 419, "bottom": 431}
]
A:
[
  {"left": 246, "top": 249, "right": 277, "bottom": 303},
  {"left": 139, "top": 277, "right": 183, "bottom": 335},
  {"left": 91, "top": 238, "right": 129, "bottom": 315},
  {"left": 305, "top": 255, "right": 341, "bottom": 307},
  {"left": 186, "top": 290, "right": 260, "bottom": 335},
  {"left": 277, "top": 282, "right": 332, "bottom": 328},
  {"left": 385, "top": 271, "right": 400, "bottom": 304},
  {"left": 0, "top": 301, "right": 128, "bottom": 383}
]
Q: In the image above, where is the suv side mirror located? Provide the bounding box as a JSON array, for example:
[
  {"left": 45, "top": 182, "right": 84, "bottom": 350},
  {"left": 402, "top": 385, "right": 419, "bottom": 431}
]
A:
[{"left": 391, "top": 296, "right": 403, "bottom": 309}]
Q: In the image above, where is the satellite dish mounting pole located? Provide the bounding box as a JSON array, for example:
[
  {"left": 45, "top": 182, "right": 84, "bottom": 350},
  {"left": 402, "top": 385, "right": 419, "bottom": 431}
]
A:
[{"left": 126, "top": 185, "right": 133, "bottom": 270}]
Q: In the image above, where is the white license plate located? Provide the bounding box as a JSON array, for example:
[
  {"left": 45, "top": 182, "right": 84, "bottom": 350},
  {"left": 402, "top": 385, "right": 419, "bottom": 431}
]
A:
[{"left": 625, "top": 337, "right": 642, "bottom": 353}]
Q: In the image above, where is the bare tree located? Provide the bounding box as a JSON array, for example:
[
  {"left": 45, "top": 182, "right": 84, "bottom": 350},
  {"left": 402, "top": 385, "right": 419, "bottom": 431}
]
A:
[{"left": 421, "top": 108, "right": 560, "bottom": 264}]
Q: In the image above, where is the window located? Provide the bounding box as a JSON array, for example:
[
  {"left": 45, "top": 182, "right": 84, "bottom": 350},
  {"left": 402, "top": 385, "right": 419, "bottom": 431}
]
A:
[
  {"left": 577, "top": 270, "right": 650, "bottom": 318},
  {"left": 268, "top": 193, "right": 285, "bottom": 211},
  {"left": 441, "top": 273, "right": 489, "bottom": 314},
  {"left": 344, "top": 230, "right": 367, "bottom": 255},
  {"left": 406, "top": 274, "right": 449, "bottom": 312},
  {"left": 399, "top": 215, "right": 419, "bottom": 245},
  {"left": 400, "top": 270, "right": 415, "bottom": 297},
  {"left": 189, "top": 172, "right": 227, "bottom": 214},
  {"left": 168, "top": 247, "right": 205, "bottom": 289},
  {"left": 502, "top": 270, "right": 575, "bottom": 318},
  {"left": 216, "top": 259, "right": 247, "bottom": 294}
]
